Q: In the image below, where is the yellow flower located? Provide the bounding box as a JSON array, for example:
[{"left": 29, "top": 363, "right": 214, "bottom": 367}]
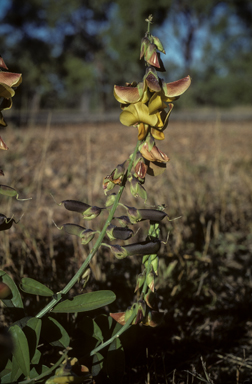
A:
[
  {"left": 0, "top": 57, "right": 22, "bottom": 126},
  {"left": 119, "top": 99, "right": 173, "bottom": 141}
]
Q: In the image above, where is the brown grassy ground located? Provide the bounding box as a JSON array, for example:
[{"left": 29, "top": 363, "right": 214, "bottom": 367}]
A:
[{"left": 1, "top": 119, "right": 252, "bottom": 383}]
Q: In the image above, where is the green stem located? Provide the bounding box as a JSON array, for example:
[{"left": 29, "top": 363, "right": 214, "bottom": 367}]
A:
[
  {"left": 90, "top": 309, "right": 137, "bottom": 356},
  {"left": 36, "top": 141, "right": 141, "bottom": 319},
  {"left": 141, "top": 222, "right": 160, "bottom": 298},
  {"left": 8, "top": 351, "right": 68, "bottom": 384}
]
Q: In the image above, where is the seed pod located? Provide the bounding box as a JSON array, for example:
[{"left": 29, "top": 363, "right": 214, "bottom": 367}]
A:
[
  {"left": 62, "top": 200, "right": 90, "bottom": 213},
  {"left": 0, "top": 185, "right": 17, "bottom": 197},
  {"left": 106, "top": 224, "right": 133, "bottom": 241},
  {"left": 60, "top": 223, "right": 98, "bottom": 244},
  {"left": 123, "top": 240, "right": 161, "bottom": 257},
  {"left": 61, "top": 200, "right": 103, "bottom": 220},
  {"left": 138, "top": 209, "right": 167, "bottom": 222},
  {"left": 0, "top": 216, "right": 15, "bottom": 231}
]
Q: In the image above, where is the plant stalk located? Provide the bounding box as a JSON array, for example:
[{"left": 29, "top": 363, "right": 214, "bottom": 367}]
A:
[{"left": 36, "top": 141, "right": 140, "bottom": 319}]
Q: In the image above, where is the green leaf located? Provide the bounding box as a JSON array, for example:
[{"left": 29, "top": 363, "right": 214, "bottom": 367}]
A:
[
  {"left": 78, "top": 316, "right": 103, "bottom": 343},
  {"left": 42, "top": 317, "right": 70, "bottom": 348},
  {"left": 23, "top": 318, "right": 42, "bottom": 362},
  {"left": 31, "top": 348, "right": 41, "bottom": 365},
  {"left": 92, "top": 353, "right": 104, "bottom": 377},
  {"left": 52, "top": 290, "right": 116, "bottom": 313},
  {"left": 0, "top": 270, "right": 23, "bottom": 308},
  {"left": 9, "top": 325, "right": 30, "bottom": 378},
  {"left": 20, "top": 277, "right": 54, "bottom": 296},
  {"left": 30, "top": 365, "right": 49, "bottom": 379},
  {"left": 106, "top": 336, "right": 125, "bottom": 384},
  {"left": 26, "top": 317, "right": 42, "bottom": 348},
  {"left": 10, "top": 355, "right": 23, "bottom": 382}
]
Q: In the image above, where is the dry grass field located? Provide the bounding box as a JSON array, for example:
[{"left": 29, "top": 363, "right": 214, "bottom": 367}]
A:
[{"left": 1, "top": 118, "right": 252, "bottom": 383}]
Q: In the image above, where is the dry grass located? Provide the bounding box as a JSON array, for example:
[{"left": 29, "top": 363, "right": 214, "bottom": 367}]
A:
[{"left": 1, "top": 118, "right": 252, "bottom": 383}]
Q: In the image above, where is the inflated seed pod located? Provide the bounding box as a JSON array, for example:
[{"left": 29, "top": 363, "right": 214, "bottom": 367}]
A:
[
  {"left": 61, "top": 200, "right": 90, "bottom": 213},
  {"left": 0, "top": 216, "right": 15, "bottom": 231},
  {"left": 0, "top": 185, "right": 17, "bottom": 197},
  {"left": 138, "top": 209, "right": 167, "bottom": 222},
  {"left": 60, "top": 223, "right": 98, "bottom": 244},
  {"left": 61, "top": 200, "right": 103, "bottom": 220},
  {"left": 0, "top": 214, "right": 7, "bottom": 225}
]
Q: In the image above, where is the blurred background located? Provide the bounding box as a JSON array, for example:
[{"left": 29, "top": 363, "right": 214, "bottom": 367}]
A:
[{"left": 1, "top": 0, "right": 252, "bottom": 124}]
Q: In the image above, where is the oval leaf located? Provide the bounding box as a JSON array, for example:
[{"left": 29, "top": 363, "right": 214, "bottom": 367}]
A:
[
  {"left": 52, "top": 291, "right": 116, "bottom": 313},
  {"left": 0, "top": 270, "right": 23, "bottom": 308},
  {"left": 42, "top": 317, "right": 70, "bottom": 348},
  {"left": 20, "top": 277, "right": 54, "bottom": 297},
  {"left": 92, "top": 353, "right": 104, "bottom": 377},
  {"left": 9, "top": 325, "right": 30, "bottom": 378}
]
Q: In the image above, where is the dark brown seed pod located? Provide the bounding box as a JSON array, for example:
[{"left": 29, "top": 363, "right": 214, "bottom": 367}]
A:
[{"left": 62, "top": 200, "right": 90, "bottom": 213}]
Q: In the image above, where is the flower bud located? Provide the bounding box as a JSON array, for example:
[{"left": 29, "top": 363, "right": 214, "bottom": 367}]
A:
[
  {"left": 0, "top": 136, "right": 8, "bottom": 150},
  {"left": 144, "top": 43, "right": 160, "bottom": 68},
  {"left": 114, "top": 215, "right": 132, "bottom": 227},
  {"left": 0, "top": 282, "right": 11, "bottom": 299},
  {"left": 106, "top": 224, "right": 133, "bottom": 241},
  {"left": 151, "top": 256, "right": 159, "bottom": 276},
  {"left": 105, "top": 193, "right": 117, "bottom": 207},
  {"left": 144, "top": 288, "right": 155, "bottom": 308},
  {"left": 103, "top": 178, "right": 115, "bottom": 195},
  {"left": 146, "top": 271, "right": 155, "bottom": 292},
  {"left": 140, "top": 142, "right": 169, "bottom": 163},
  {"left": 144, "top": 309, "right": 164, "bottom": 327},
  {"left": 140, "top": 37, "right": 150, "bottom": 59},
  {"left": 130, "top": 176, "right": 147, "bottom": 201},
  {"left": 151, "top": 35, "right": 166, "bottom": 54},
  {"left": 144, "top": 68, "right": 161, "bottom": 92},
  {"left": 133, "top": 300, "right": 146, "bottom": 325},
  {"left": 134, "top": 270, "right": 146, "bottom": 292}
]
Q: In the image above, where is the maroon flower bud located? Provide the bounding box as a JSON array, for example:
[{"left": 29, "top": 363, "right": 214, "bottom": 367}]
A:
[{"left": 144, "top": 43, "right": 160, "bottom": 68}]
